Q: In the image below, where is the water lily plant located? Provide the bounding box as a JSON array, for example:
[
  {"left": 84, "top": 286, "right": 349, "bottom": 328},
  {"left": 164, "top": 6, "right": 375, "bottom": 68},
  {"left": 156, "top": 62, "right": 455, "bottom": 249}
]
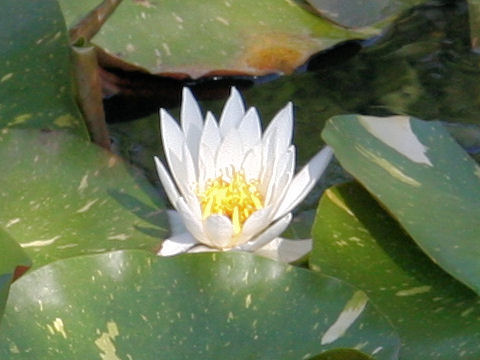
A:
[{"left": 155, "top": 88, "right": 333, "bottom": 262}]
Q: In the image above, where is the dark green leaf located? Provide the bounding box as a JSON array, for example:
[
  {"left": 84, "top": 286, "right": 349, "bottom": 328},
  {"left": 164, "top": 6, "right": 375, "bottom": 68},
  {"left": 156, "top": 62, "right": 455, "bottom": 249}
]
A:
[
  {"left": 0, "top": 230, "right": 30, "bottom": 324},
  {"left": 0, "top": 251, "right": 400, "bottom": 359},
  {"left": 0, "top": 129, "right": 167, "bottom": 267},
  {"left": 58, "top": 0, "right": 364, "bottom": 77},
  {"left": 0, "top": 0, "right": 87, "bottom": 135},
  {"left": 322, "top": 115, "right": 480, "bottom": 294},
  {"left": 311, "top": 183, "right": 480, "bottom": 359},
  {"left": 304, "top": 0, "right": 425, "bottom": 28}
]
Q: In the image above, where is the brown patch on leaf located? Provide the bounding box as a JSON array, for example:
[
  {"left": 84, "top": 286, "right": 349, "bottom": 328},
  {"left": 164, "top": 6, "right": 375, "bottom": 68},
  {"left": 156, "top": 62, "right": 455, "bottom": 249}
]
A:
[
  {"left": 12, "top": 265, "right": 30, "bottom": 282},
  {"left": 241, "top": 32, "right": 315, "bottom": 74}
]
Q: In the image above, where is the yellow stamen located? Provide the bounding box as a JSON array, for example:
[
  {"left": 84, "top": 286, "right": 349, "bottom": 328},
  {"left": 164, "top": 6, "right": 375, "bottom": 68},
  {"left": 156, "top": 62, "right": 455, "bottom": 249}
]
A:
[{"left": 197, "top": 171, "right": 264, "bottom": 234}]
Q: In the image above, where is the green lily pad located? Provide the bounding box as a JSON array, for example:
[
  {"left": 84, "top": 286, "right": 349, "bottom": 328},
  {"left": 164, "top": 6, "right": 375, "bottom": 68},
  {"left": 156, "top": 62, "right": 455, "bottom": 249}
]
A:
[
  {"left": 0, "top": 250, "right": 400, "bottom": 359},
  {"left": 322, "top": 115, "right": 480, "bottom": 294},
  {"left": 0, "top": 129, "right": 167, "bottom": 267},
  {"left": 310, "top": 182, "right": 480, "bottom": 359},
  {"left": 58, "top": 0, "right": 365, "bottom": 78},
  {"left": 0, "top": 230, "right": 30, "bottom": 324},
  {"left": 0, "top": 0, "right": 86, "bottom": 135},
  {"left": 304, "top": 0, "right": 426, "bottom": 28}
]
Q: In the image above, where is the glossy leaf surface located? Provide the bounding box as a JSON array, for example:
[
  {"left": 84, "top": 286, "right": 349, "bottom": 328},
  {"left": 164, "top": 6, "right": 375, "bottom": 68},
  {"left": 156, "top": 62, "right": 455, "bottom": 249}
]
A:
[
  {"left": 311, "top": 183, "right": 480, "bottom": 358},
  {"left": 0, "top": 251, "right": 400, "bottom": 359},
  {"left": 305, "top": 0, "right": 425, "bottom": 28},
  {"left": 0, "top": 0, "right": 86, "bottom": 135},
  {"left": 322, "top": 115, "right": 480, "bottom": 294},
  {"left": 0, "top": 230, "right": 30, "bottom": 323},
  {"left": 58, "top": 0, "right": 363, "bottom": 78},
  {"left": 0, "top": 129, "right": 167, "bottom": 267}
]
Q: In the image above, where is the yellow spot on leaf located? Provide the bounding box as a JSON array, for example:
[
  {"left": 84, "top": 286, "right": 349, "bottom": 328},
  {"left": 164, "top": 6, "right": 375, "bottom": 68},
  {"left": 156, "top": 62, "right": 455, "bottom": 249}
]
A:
[
  {"left": 78, "top": 174, "right": 89, "bottom": 192},
  {"left": 76, "top": 199, "right": 99, "bottom": 213},
  {"left": 54, "top": 114, "right": 76, "bottom": 128},
  {"left": 108, "top": 156, "right": 118, "bottom": 168},
  {"left": 53, "top": 317, "right": 67, "bottom": 339},
  {"left": 355, "top": 145, "right": 421, "bottom": 187},
  {"left": 245, "top": 294, "right": 252, "bottom": 309},
  {"left": 1, "top": 73, "right": 13, "bottom": 82},
  {"left": 395, "top": 285, "right": 431, "bottom": 296},
  {"left": 321, "top": 291, "right": 368, "bottom": 345},
  {"left": 133, "top": 0, "right": 155, "bottom": 8},
  {"left": 325, "top": 189, "right": 355, "bottom": 217},
  {"left": 474, "top": 165, "right": 480, "bottom": 179},
  {"left": 95, "top": 321, "right": 121, "bottom": 360},
  {"left": 21, "top": 235, "right": 61, "bottom": 248},
  {"left": 10, "top": 114, "right": 32, "bottom": 126}
]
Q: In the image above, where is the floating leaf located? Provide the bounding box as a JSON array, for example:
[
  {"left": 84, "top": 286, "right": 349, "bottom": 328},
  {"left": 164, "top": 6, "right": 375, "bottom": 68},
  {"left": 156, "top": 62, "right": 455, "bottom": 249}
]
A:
[
  {"left": 0, "top": 250, "right": 400, "bottom": 359},
  {"left": 311, "top": 182, "right": 480, "bottom": 359},
  {"left": 322, "top": 115, "right": 480, "bottom": 294},
  {"left": 0, "top": 0, "right": 86, "bottom": 135},
  {"left": 0, "top": 230, "right": 30, "bottom": 324},
  {"left": 0, "top": 129, "right": 167, "bottom": 267},
  {"left": 304, "top": 0, "right": 426, "bottom": 28},
  {"left": 58, "top": 0, "right": 366, "bottom": 78}
]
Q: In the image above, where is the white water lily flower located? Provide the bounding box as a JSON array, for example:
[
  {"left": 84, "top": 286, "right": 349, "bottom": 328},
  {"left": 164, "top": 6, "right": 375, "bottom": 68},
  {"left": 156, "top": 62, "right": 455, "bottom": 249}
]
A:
[{"left": 155, "top": 87, "right": 333, "bottom": 262}]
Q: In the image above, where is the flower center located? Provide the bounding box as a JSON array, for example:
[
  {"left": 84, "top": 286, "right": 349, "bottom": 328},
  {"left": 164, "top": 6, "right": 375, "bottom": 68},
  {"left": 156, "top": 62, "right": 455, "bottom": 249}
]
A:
[{"left": 197, "top": 171, "right": 264, "bottom": 234}]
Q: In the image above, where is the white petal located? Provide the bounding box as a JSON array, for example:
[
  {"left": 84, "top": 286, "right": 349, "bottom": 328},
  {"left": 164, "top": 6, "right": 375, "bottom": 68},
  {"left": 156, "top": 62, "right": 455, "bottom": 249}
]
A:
[
  {"left": 259, "top": 126, "right": 277, "bottom": 194},
  {"left": 160, "top": 108, "right": 185, "bottom": 170},
  {"left": 158, "top": 232, "right": 198, "bottom": 256},
  {"left": 188, "top": 244, "right": 218, "bottom": 253},
  {"left": 264, "top": 145, "right": 295, "bottom": 205},
  {"left": 239, "top": 213, "right": 292, "bottom": 252},
  {"left": 215, "top": 128, "right": 244, "bottom": 173},
  {"left": 241, "top": 144, "right": 262, "bottom": 180},
  {"left": 166, "top": 209, "right": 187, "bottom": 236},
  {"left": 182, "top": 142, "right": 198, "bottom": 187},
  {"left": 154, "top": 157, "right": 180, "bottom": 210},
  {"left": 176, "top": 198, "right": 211, "bottom": 246},
  {"left": 219, "top": 87, "right": 245, "bottom": 136},
  {"left": 183, "top": 192, "right": 203, "bottom": 221},
  {"left": 263, "top": 102, "right": 293, "bottom": 157},
  {"left": 254, "top": 237, "right": 312, "bottom": 263},
  {"left": 204, "top": 215, "right": 234, "bottom": 249},
  {"left": 181, "top": 88, "right": 204, "bottom": 164},
  {"left": 274, "top": 146, "right": 333, "bottom": 219},
  {"left": 238, "top": 206, "right": 273, "bottom": 242},
  {"left": 167, "top": 148, "right": 195, "bottom": 202},
  {"left": 200, "top": 112, "right": 221, "bottom": 153},
  {"left": 198, "top": 145, "right": 216, "bottom": 188},
  {"left": 267, "top": 146, "right": 296, "bottom": 214},
  {"left": 237, "top": 107, "right": 262, "bottom": 149},
  {"left": 198, "top": 112, "right": 221, "bottom": 184}
]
